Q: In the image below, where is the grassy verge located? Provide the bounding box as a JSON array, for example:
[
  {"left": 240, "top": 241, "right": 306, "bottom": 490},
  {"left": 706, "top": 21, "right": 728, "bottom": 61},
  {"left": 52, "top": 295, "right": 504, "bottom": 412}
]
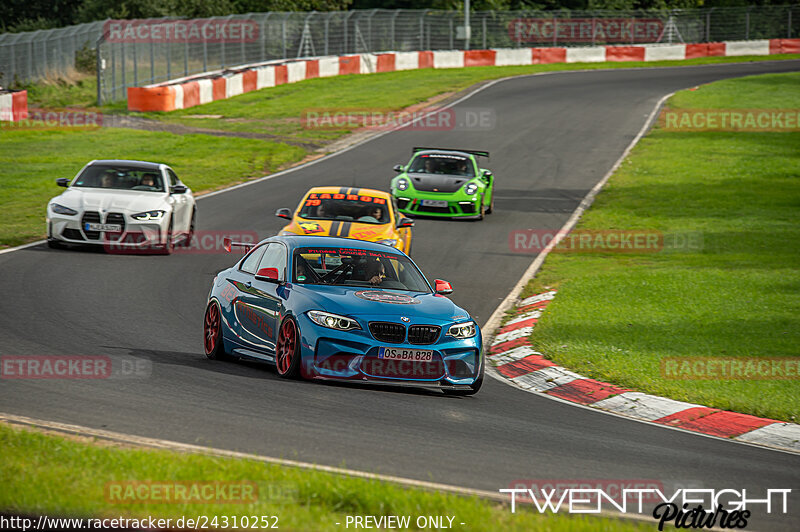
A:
[
  {"left": 3, "top": 54, "right": 799, "bottom": 249},
  {"left": 0, "top": 128, "right": 304, "bottom": 247},
  {"left": 143, "top": 54, "right": 800, "bottom": 142},
  {"left": 520, "top": 72, "right": 800, "bottom": 422},
  {"left": 0, "top": 423, "right": 649, "bottom": 531}
]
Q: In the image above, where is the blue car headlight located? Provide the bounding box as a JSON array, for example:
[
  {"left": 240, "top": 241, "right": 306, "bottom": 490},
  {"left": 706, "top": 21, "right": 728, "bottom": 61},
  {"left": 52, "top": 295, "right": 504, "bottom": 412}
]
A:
[
  {"left": 307, "top": 310, "right": 361, "bottom": 331},
  {"left": 447, "top": 321, "right": 476, "bottom": 339},
  {"left": 396, "top": 178, "right": 409, "bottom": 191},
  {"left": 131, "top": 210, "right": 166, "bottom": 221},
  {"left": 50, "top": 203, "right": 77, "bottom": 216},
  {"left": 463, "top": 182, "right": 479, "bottom": 195}
]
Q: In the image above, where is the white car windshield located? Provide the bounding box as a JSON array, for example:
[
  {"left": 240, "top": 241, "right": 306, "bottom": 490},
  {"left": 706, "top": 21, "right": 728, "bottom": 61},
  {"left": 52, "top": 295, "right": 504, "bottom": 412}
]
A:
[{"left": 72, "top": 165, "right": 165, "bottom": 192}]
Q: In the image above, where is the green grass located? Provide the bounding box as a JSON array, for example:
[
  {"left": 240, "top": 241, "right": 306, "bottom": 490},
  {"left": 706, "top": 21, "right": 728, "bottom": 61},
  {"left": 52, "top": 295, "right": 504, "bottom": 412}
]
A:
[
  {"left": 3, "top": 53, "right": 799, "bottom": 249},
  {"left": 0, "top": 423, "right": 650, "bottom": 531},
  {"left": 144, "top": 54, "right": 800, "bottom": 142},
  {"left": 0, "top": 128, "right": 304, "bottom": 247},
  {"left": 521, "top": 72, "right": 800, "bottom": 422}
]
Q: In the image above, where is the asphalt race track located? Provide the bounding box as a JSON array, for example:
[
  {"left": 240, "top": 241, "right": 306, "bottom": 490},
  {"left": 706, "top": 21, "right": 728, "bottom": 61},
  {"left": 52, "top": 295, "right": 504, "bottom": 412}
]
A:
[{"left": 2, "top": 61, "right": 800, "bottom": 529}]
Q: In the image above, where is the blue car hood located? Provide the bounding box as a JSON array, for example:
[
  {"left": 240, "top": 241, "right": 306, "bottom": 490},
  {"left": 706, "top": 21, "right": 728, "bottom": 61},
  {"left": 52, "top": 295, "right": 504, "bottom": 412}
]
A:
[{"left": 289, "top": 284, "right": 469, "bottom": 325}]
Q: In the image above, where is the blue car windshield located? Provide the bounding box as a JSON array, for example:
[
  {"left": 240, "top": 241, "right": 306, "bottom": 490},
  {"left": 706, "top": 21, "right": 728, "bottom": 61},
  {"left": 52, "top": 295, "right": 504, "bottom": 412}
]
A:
[{"left": 293, "top": 247, "right": 430, "bottom": 292}]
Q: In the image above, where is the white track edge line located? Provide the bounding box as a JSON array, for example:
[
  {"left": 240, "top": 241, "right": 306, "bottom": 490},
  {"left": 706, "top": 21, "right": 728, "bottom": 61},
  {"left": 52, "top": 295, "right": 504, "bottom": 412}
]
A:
[
  {"left": 479, "top": 88, "right": 800, "bottom": 456},
  {"left": 4, "top": 59, "right": 795, "bottom": 256},
  {"left": 0, "top": 411, "right": 656, "bottom": 524}
]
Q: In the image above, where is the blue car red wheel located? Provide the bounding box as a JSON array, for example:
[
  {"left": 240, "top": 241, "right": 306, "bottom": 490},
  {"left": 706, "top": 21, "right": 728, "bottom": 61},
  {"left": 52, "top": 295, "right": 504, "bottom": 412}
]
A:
[
  {"left": 276, "top": 316, "right": 301, "bottom": 378},
  {"left": 204, "top": 300, "right": 229, "bottom": 360}
]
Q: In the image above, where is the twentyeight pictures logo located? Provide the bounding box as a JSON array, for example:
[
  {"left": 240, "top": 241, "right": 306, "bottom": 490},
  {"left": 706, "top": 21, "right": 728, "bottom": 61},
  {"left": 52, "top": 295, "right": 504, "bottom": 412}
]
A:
[{"left": 500, "top": 487, "right": 792, "bottom": 530}]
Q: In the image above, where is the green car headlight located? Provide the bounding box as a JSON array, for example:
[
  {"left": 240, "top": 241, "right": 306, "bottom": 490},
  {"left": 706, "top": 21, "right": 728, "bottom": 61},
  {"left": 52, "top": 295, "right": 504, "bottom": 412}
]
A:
[
  {"left": 397, "top": 178, "right": 409, "bottom": 191},
  {"left": 464, "top": 182, "right": 479, "bottom": 195}
]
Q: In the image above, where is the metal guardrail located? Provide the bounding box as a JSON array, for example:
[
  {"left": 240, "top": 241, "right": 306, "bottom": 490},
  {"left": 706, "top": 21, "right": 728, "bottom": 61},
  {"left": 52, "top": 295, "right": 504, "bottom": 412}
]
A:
[{"left": 0, "top": 7, "right": 797, "bottom": 103}]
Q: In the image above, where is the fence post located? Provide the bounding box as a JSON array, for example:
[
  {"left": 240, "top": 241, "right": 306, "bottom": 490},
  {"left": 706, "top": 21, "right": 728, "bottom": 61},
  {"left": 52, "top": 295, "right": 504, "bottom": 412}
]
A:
[
  {"left": 552, "top": 14, "right": 557, "bottom": 46},
  {"left": 281, "top": 14, "right": 288, "bottom": 59},
  {"left": 324, "top": 12, "right": 332, "bottom": 56},
  {"left": 483, "top": 14, "right": 487, "bottom": 49},
  {"left": 746, "top": 7, "right": 751, "bottom": 40},
  {"left": 185, "top": 27, "right": 190, "bottom": 76},
  {"left": 203, "top": 24, "right": 208, "bottom": 72},
  {"left": 96, "top": 35, "right": 102, "bottom": 105},
  {"left": 391, "top": 10, "right": 399, "bottom": 50},
  {"left": 706, "top": 8, "right": 713, "bottom": 42},
  {"left": 450, "top": 17, "right": 454, "bottom": 49},
  {"left": 261, "top": 13, "right": 271, "bottom": 61},
  {"left": 789, "top": 6, "right": 793, "bottom": 38},
  {"left": 419, "top": 11, "right": 425, "bottom": 50},
  {"left": 150, "top": 34, "right": 155, "bottom": 84},
  {"left": 133, "top": 37, "right": 138, "bottom": 86},
  {"left": 240, "top": 14, "right": 248, "bottom": 64},
  {"left": 367, "top": 9, "right": 377, "bottom": 53}
]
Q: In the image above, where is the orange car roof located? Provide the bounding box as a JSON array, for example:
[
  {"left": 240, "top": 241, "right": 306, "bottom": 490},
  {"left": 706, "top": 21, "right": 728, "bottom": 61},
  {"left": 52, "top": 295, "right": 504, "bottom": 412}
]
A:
[{"left": 305, "top": 186, "right": 391, "bottom": 199}]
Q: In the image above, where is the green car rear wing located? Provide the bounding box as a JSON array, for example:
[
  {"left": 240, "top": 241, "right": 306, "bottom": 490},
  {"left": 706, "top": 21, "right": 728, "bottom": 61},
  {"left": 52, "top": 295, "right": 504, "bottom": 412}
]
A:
[{"left": 412, "top": 147, "right": 490, "bottom": 159}]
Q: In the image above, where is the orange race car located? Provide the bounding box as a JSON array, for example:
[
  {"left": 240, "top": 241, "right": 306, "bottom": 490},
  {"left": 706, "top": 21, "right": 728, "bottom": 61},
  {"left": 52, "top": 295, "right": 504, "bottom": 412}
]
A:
[{"left": 275, "top": 187, "right": 414, "bottom": 254}]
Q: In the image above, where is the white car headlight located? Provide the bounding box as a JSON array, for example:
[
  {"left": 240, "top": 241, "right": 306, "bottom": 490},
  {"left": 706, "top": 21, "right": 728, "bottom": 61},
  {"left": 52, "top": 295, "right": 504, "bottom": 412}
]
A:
[
  {"left": 396, "top": 178, "right": 409, "bottom": 191},
  {"left": 50, "top": 203, "right": 77, "bottom": 216},
  {"left": 447, "top": 321, "right": 476, "bottom": 339},
  {"left": 307, "top": 310, "right": 361, "bottom": 331},
  {"left": 131, "top": 210, "right": 166, "bottom": 221},
  {"left": 376, "top": 239, "right": 398, "bottom": 247},
  {"left": 464, "top": 182, "right": 479, "bottom": 195}
]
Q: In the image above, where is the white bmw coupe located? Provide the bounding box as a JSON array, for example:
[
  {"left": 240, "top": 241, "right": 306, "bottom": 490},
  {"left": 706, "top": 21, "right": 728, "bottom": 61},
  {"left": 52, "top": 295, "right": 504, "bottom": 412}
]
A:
[{"left": 46, "top": 160, "right": 196, "bottom": 254}]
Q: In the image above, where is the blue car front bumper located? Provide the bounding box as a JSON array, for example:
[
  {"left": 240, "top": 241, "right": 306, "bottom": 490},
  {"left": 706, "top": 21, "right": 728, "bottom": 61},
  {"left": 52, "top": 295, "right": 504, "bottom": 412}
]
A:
[{"left": 295, "top": 313, "right": 483, "bottom": 386}]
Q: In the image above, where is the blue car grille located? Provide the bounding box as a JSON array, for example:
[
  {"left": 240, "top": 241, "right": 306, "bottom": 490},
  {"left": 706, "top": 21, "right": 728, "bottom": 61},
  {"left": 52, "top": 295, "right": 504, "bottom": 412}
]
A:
[
  {"left": 369, "top": 322, "right": 405, "bottom": 343},
  {"left": 408, "top": 325, "right": 440, "bottom": 345}
]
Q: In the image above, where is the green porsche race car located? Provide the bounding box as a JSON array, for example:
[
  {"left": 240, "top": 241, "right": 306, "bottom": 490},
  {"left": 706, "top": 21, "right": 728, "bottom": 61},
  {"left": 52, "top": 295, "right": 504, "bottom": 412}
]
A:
[{"left": 390, "top": 147, "right": 495, "bottom": 220}]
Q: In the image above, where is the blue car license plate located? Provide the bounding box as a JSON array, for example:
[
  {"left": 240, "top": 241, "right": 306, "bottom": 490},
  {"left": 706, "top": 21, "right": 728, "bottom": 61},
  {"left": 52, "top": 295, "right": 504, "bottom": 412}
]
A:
[{"left": 378, "top": 347, "right": 433, "bottom": 362}]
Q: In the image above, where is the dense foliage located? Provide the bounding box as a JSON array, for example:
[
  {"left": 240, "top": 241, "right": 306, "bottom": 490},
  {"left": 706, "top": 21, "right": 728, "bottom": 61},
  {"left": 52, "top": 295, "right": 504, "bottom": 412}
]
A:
[{"left": 0, "top": 0, "right": 785, "bottom": 33}]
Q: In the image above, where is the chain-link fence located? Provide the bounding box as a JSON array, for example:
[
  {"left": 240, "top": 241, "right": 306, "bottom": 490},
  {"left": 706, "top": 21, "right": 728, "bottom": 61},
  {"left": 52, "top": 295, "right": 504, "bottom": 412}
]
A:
[
  {"left": 0, "top": 21, "right": 104, "bottom": 88},
  {"left": 0, "top": 6, "right": 797, "bottom": 102}
]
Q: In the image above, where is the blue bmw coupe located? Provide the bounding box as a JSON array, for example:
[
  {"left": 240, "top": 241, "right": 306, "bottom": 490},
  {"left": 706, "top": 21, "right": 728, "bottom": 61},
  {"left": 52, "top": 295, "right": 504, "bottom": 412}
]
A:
[{"left": 203, "top": 235, "right": 483, "bottom": 395}]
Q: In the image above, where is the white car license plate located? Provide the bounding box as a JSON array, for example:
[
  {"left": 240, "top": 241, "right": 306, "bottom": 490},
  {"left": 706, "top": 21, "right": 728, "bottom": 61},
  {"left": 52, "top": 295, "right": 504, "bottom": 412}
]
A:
[
  {"left": 378, "top": 347, "right": 434, "bottom": 363},
  {"left": 421, "top": 199, "right": 448, "bottom": 208},
  {"left": 85, "top": 223, "right": 122, "bottom": 232}
]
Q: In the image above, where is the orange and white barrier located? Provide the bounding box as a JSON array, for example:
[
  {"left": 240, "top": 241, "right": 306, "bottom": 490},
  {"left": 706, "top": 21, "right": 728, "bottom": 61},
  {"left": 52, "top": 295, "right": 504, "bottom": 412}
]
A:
[
  {"left": 0, "top": 89, "right": 28, "bottom": 121},
  {"left": 127, "top": 39, "right": 800, "bottom": 112}
]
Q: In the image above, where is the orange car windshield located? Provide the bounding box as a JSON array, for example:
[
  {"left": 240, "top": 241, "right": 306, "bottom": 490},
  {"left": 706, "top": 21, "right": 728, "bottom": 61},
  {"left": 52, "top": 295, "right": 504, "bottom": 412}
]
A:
[{"left": 299, "top": 194, "right": 390, "bottom": 225}]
